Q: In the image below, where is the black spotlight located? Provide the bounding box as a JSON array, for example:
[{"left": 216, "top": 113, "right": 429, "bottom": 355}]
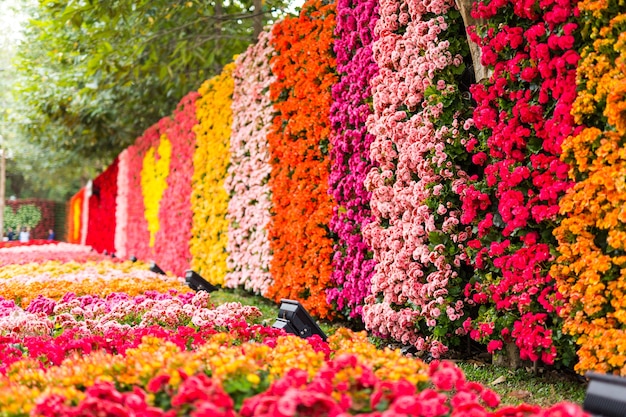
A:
[
  {"left": 184, "top": 270, "right": 219, "bottom": 292},
  {"left": 149, "top": 261, "right": 166, "bottom": 275},
  {"left": 583, "top": 372, "right": 626, "bottom": 417},
  {"left": 130, "top": 256, "right": 138, "bottom": 262},
  {"left": 272, "top": 299, "right": 326, "bottom": 341}
]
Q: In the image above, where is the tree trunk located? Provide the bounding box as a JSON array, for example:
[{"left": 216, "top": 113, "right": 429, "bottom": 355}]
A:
[
  {"left": 455, "top": 0, "right": 491, "bottom": 83},
  {"left": 214, "top": 0, "right": 224, "bottom": 73},
  {"left": 253, "top": 0, "right": 263, "bottom": 40}
]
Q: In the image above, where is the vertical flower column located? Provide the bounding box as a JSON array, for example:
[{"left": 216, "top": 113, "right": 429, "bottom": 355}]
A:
[
  {"left": 266, "top": 0, "right": 337, "bottom": 319},
  {"left": 85, "top": 158, "right": 118, "bottom": 254},
  {"left": 153, "top": 92, "right": 199, "bottom": 276},
  {"left": 115, "top": 149, "right": 129, "bottom": 259},
  {"left": 363, "top": 0, "right": 470, "bottom": 357},
  {"left": 126, "top": 117, "right": 173, "bottom": 265},
  {"left": 225, "top": 31, "right": 275, "bottom": 295},
  {"left": 462, "top": 0, "right": 580, "bottom": 365},
  {"left": 552, "top": 2, "right": 626, "bottom": 375},
  {"left": 362, "top": 0, "right": 474, "bottom": 356},
  {"left": 190, "top": 63, "right": 235, "bottom": 285},
  {"left": 67, "top": 188, "right": 85, "bottom": 244},
  {"left": 327, "top": 0, "right": 379, "bottom": 320}
]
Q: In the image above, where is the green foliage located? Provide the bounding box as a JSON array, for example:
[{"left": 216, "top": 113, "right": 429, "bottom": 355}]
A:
[
  {"left": 4, "top": 204, "right": 42, "bottom": 231},
  {"left": 15, "top": 0, "right": 293, "bottom": 161}
]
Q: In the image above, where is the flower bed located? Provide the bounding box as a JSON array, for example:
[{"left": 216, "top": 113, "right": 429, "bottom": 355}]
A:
[{"left": 0, "top": 247, "right": 586, "bottom": 416}]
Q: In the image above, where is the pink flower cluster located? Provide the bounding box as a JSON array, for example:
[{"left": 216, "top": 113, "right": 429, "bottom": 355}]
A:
[
  {"left": 225, "top": 30, "right": 275, "bottom": 295},
  {"left": 459, "top": 0, "right": 580, "bottom": 364},
  {"left": 0, "top": 243, "right": 110, "bottom": 267},
  {"left": 115, "top": 149, "right": 130, "bottom": 258},
  {"left": 327, "top": 0, "right": 379, "bottom": 320},
  {"left": 362, "top": 0, "right": 474, "bottom": 355}
]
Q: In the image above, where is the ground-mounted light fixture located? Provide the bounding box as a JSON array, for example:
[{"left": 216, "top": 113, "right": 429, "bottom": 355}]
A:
[
  {"left": 583, "top": 372, "right": 626, "bottom": 417},
  {"left": 184, "top": 270, "right": 218, "bottom": 292},
  {"left": 272, "top": 299, "right": 327, "bottom": 341},
  {"left": 149, "top": 261, "right": 166, "bottom": 275},
  {"left": 130, "top": 256, "right": 138, "bottom": 262}
]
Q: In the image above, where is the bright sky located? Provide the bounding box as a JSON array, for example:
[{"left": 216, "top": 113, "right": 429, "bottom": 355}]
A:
[{"left": 0, "top": 0, "right": 28, "bottom": 47}]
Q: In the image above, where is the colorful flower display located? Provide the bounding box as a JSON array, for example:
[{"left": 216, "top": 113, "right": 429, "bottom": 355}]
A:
[
  {"left": 85, "top": 157, "right": 118, "bottom": 254},
  {"left": 552, "top": 1, "right": 626, "bottom": 374},
  {"left": 362, "top": 0, "right": 474, "bottom": 357},
  {"left": 327, "top": 0, "right": 378, "bottom": 320},
  {"left": 190, "top": 64, "right": 235, "bottom": 286},
  {"left": 0, "top": 226, "right": 586, "bottom": 415},
  {"left": 460, "top": 0, "right": 580, "bottom": 365},
  {"left": 266, "top": 0, "right": 337, "bottom": 319},
  {"left": 225, "top": 31, "right": 275, "bottom": 295}
]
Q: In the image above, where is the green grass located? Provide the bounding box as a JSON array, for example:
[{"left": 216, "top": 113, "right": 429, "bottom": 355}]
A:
[
  {"left": 210, "top": 287, "right": 587, "bottom": 407},
  {"left": 457, "top": 362, "right": 586, "bottom": 407}
]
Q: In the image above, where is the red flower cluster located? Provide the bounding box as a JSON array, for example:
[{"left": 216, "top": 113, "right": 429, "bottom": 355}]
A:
[
  {"left": 86, "top": 158, "right": 118, "bottom": 254},
  {"left": 460, "top": 0, "right": 581, "bottom": 364}
]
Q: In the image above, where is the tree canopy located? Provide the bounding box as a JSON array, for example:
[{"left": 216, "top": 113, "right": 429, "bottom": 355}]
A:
[{"left": 15, "top": 0, "right": 292, "bottom": 162}]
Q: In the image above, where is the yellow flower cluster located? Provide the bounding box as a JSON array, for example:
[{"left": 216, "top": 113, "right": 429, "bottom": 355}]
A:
[
  {"left": 554, "top": 2, "right": 626, "bottom": 375},
  {"left": 0, "top": 260, "right": 189, "bottom": 307},
  {"left": 141, "top": 135, "right": 172, "bottom": 247},
  {"left": 190, "top": 62, "right": 235, "bottom": 285},
  {"left": 328, "top": 328, "right": 430, "bottom": 385}
]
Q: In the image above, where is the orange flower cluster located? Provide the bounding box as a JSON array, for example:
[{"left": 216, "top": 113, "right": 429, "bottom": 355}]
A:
[
  {"left": 265, "top": 0, "right": 337, "bottom": 319},
  {"left": 553, "top": 3, "right": 626, "bottom": 375}
]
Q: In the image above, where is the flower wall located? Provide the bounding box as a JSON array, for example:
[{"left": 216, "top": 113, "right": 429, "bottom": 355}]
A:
[
  {"left": 190, "top": 63, "right": 235, "bottom": 286},
  {"left": 265, "top": 0, "right": 337, "bottom": 319},
  {"left": 461, "top": 0, "right": 580, "bottom": 366},
  {"left": 327, "top": 0, "right": 378, "bottom": 320},
  {"left": 85, "top": 157, "right": 118, "bottom": 254},
  {"left": 552, "top": 0, "right": 626, "bottom": 375},
  {"left": 362, "top": 0, "right": 474, "bottom": 357},
  {"left": 67, "top": 188, "right": 86, "bottom": 244},
  {"left": 63, "top": 0, "right": 626, "bottom": 374},
  {"left": 225, "top": 32, "right": 275, "bottom": 295}
]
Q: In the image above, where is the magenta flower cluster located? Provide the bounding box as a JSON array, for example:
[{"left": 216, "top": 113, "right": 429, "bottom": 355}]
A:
[{"left": 327, "top": 0, "right": 379, "bottom": 319}]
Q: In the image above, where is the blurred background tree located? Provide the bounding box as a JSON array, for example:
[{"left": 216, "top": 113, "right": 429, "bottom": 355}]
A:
[{"left": 1, "top": 0, "right": 294, "bottom": 200}]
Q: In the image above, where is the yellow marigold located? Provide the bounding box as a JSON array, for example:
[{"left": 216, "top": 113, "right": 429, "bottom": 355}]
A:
[
  {"left": 141, "top": 135, "right": 172, "bottom": 247},
  {"left": 190, "top": 63, "right": 235, "bottom": 286}
]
